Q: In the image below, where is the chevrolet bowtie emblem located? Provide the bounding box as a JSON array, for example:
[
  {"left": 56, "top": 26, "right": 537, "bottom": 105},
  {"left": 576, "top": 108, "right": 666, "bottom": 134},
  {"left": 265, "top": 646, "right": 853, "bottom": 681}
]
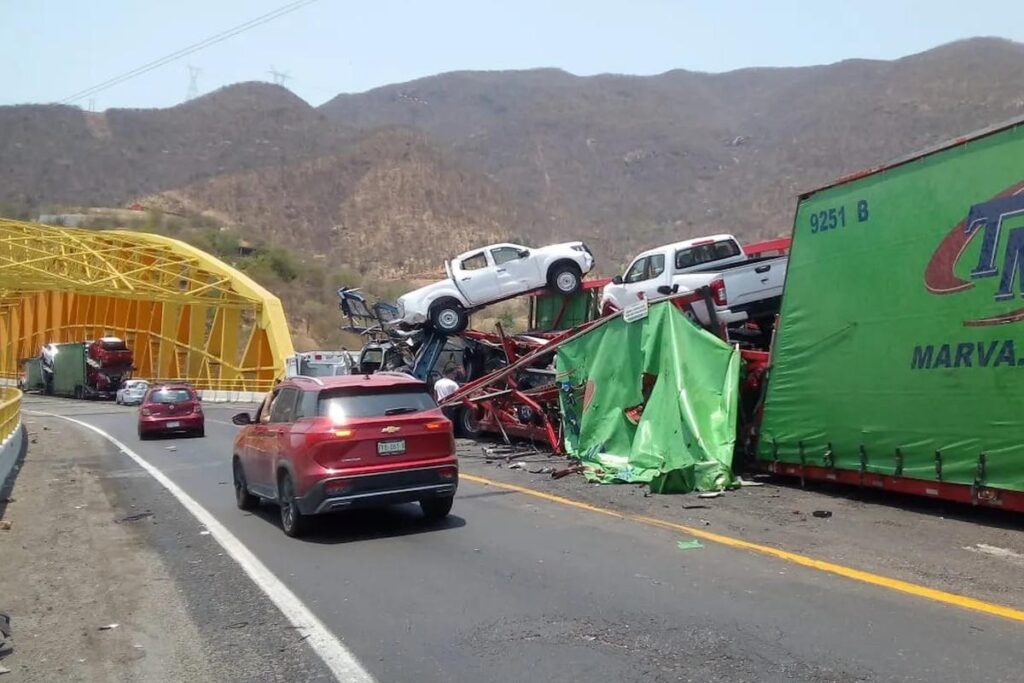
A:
[{"left": 381, "top": 426, "right": 400, "bottom": 434}]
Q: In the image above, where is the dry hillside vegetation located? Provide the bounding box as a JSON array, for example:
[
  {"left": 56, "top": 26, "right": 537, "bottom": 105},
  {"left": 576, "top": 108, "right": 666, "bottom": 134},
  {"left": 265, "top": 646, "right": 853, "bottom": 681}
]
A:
[
  {"left": 3, "top": 38, "right": 1024, "bottom": 286},
  {"left": 141, "top": 129, "right": 532, "bottom": 278}
]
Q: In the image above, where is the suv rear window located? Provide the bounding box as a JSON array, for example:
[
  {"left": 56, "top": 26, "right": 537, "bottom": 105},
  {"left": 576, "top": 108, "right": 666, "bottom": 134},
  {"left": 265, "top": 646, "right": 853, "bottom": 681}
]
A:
[
  {"left": 319, "top": 389, "right": 436, "bottom": 421},
  {"left": 149, "top": 388, "right": 193, "bottom": 404}
]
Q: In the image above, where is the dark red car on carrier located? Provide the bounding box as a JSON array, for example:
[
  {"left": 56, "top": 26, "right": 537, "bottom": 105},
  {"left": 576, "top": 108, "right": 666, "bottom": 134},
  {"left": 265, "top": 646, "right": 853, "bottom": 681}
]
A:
[{"left": 231, "top": 373, "right": 458, "bottom": 537}]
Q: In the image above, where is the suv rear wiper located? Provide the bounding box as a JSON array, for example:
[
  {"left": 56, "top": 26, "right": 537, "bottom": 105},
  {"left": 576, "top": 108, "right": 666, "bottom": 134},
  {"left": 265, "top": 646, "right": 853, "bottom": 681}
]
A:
[{"left": 384, "top": 406, "right": 419, "bottom": 415}]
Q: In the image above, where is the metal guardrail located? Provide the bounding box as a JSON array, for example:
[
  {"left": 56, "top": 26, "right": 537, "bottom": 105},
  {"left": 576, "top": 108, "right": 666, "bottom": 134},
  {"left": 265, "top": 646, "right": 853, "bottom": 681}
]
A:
[{"left": 0, "top": 386, "right": 21, "bottom": 444}]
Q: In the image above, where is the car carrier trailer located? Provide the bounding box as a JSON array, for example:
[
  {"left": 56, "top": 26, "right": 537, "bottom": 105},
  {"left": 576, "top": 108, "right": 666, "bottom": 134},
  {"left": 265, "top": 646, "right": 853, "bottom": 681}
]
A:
[{"left": 753, "top": 115, "right": 1024, "bottom": 513}]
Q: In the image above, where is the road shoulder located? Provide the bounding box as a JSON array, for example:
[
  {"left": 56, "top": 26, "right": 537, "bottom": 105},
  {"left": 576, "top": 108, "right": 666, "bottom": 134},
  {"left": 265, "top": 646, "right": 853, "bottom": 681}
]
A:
[{"left": 0, "top": 416, "right": 333, "bottom": 682}]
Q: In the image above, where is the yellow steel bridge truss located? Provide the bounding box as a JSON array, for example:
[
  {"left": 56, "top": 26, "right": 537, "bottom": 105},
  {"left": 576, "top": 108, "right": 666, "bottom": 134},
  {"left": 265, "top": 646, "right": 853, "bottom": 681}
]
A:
[{"left": 0, "top": 219, "right": 294, "bottom": 391}]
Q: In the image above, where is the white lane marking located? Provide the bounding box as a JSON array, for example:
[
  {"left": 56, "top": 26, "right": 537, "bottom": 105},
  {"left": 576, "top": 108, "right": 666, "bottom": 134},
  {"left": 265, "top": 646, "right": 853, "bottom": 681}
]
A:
[{"left": 29, "top": 410, "right": 375, "bottom": 683}]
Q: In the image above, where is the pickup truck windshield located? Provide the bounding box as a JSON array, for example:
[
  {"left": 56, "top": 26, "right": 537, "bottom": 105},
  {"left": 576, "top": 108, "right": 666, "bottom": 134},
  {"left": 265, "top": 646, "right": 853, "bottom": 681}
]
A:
[{"left": 675, "top": 240, "right": 740, "bottom": 270}]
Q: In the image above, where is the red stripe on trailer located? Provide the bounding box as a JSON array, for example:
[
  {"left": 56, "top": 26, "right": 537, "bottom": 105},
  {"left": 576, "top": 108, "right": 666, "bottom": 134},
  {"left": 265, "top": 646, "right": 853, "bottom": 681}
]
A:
[{"left": 761, "top": 461, "right": 1024, "bottom": 514}]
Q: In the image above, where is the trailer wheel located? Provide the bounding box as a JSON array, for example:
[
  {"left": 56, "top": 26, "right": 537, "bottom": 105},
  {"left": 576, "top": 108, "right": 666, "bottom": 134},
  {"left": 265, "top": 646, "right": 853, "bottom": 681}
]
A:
[
  {"left": 457, "top": 406, "right": 484, "bottom": 439},
  {"left": 548, "top": 262, "right": 582, "bottom": 295},
  {"left": 430, "top": 299, "right": 469, "bottom": 334}
]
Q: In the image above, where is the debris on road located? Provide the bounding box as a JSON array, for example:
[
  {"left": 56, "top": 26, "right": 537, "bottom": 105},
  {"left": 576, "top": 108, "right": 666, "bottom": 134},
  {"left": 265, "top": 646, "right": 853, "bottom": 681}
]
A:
[
  {"left": 812, "top": 510, "right": 833, "bottom": 519},
  {"left": 552, "top": 464, "right": 584, "bottom": 480},
  {"left": 199, "top": 530, "right": 211, "bottom": 536},
  {"left": 698, "top": 492, "right": 723, "bottom": 499},
  {"left": 528, "top": 466, "right": 555, "bottom": 474},
  {"left": 97, "top": 623, "right": 119, "bottom": 631},
  {"left": 0, "top": 521, "right": 11, "bottom": 531},
  {"left": 676, "top": 539, "right": 704, "bottom": 550},
  {"left": 115, "top": 511, "right": 153, "bottom": 524},
  {"left": 508, "top": 462, "right": 526, "bottom": 470},
  {"left": 165, "top": 446, "right": 177, "bottom": 452}
]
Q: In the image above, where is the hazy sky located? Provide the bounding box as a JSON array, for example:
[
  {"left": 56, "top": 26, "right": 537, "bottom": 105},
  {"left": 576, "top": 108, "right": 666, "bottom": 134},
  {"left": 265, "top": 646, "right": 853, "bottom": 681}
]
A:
[{"left": 3, "top": 0, "right": 1023, "bottom": 110}]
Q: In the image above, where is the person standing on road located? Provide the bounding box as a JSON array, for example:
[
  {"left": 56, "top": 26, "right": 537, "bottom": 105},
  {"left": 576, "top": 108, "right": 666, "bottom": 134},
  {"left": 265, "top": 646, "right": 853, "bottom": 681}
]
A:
[{"left": 434, "top": 369, "right": 462, "bottom": 421}]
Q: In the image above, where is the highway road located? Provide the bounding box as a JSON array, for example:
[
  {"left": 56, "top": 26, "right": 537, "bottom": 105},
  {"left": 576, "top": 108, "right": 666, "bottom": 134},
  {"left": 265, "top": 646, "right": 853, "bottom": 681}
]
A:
[{"left": 20, "top": 396, "right": 1024, "bottom": 683}]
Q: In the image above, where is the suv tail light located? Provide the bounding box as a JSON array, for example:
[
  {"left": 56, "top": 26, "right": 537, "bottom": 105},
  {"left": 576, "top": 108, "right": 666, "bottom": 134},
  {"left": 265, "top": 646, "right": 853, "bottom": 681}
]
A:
[
  {"left": 710, "top": 279, "right": 728, "bottom": 306},
  {"left": 438, "top": 466, "right": 458, "bottom": 480}
]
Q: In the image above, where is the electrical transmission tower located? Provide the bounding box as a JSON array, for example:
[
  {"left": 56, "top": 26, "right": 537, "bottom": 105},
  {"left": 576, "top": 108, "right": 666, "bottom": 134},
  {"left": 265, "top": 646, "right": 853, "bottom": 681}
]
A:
[
  {"left": 267, "top": 65, "right": 291, "bottom": 87},
  {"left": 186, "top": 65, "right": 202, "bottom": 100}
]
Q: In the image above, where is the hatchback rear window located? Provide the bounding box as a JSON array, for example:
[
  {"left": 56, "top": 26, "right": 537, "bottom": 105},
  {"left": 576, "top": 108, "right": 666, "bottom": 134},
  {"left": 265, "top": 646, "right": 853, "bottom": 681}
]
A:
[
  {"left": 149, "top": 389, "right": 193, "bottom": 404},
  {"left": 318, "top": 389, "right": 436, "bottom": 421},
  {"left": 100, "top": 339, "right": 129, "bottom": 351}
]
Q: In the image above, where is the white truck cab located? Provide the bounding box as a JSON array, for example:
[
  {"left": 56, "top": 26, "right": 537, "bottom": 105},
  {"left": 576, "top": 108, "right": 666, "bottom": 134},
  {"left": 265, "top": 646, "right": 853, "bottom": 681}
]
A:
[{"left": 601, "top": 234, "right": 788, "bottom": 327}]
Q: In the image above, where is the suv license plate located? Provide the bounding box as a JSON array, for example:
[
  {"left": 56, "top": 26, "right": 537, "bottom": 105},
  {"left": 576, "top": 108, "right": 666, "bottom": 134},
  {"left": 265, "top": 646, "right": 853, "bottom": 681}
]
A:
[{"left": 377, "top": 439, "right": 406, "bottom": 455}]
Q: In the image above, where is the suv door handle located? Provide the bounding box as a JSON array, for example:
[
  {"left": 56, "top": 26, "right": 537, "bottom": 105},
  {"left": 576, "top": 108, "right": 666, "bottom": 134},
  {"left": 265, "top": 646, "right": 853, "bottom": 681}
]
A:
[
  {"left": 495, "top": 268, "right": 506, "bottom": 272},
  {"left": 755, "top": 264, "right": 771, "bottom": 274},
  {"left": 461, "top": 277, "right": 471, "bottom": 281}
]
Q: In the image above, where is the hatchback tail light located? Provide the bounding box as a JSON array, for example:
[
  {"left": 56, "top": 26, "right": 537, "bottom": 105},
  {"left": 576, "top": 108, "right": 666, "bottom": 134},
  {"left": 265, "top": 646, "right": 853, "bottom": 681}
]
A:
[
  {"left": 140, "top": 407, "right": 151, "bottom": 416},
  {"left": 710, "top": 279, "right": 728, "bottom": 306}
]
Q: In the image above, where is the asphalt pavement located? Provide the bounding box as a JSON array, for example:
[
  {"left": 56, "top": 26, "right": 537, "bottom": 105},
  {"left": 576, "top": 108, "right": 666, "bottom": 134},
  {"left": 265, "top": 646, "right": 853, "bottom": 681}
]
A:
[{"left": 20, "top": 395, "right": 1024, "bottom": 683}]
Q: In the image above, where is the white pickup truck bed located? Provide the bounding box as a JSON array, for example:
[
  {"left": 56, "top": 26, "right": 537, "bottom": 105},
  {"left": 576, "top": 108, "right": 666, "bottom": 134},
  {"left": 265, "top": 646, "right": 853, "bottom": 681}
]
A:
[{"left": 601, "top": 234, "right": 788, "bottom": 327}]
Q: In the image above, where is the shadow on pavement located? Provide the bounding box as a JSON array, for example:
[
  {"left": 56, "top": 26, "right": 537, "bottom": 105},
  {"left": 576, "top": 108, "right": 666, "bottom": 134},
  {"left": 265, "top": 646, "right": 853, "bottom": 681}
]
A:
[
  {"left": 250, "top": 501, "right": 467, "bottom": 544},
  {"left": 759, "top": 473, "right": 1024, "bottom": 532}
]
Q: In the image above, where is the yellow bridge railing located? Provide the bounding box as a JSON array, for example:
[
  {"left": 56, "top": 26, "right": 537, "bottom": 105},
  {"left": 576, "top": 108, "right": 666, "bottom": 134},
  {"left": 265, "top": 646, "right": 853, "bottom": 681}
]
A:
[{"left": 0, "top": 386, "right": 22, "bottom": 444}]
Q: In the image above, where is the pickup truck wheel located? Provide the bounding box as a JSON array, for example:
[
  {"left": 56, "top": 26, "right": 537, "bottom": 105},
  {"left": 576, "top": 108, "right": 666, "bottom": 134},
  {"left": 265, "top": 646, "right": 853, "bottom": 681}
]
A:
[
  {"left": 549, "top": 263, "right": 582, "bottom": 295},
  {"left": 430, "top": 300, "right": 469, "bottom": 334}
]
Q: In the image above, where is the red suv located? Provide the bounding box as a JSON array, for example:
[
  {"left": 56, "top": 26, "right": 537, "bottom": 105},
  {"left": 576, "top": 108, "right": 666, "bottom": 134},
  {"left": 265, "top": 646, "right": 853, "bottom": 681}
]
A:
[
  {"left": 231, "top": 373, "right": 458, "bottom": 537},
  {"left": 138, "top": 383, "right": 205, "bottom": 439}
]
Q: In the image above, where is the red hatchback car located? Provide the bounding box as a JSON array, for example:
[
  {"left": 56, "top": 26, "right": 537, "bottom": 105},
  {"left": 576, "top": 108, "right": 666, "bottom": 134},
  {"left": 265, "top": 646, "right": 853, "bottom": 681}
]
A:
[
  {"left": 231, "top": 373, "right": 458, "bottom": 537},
  {"left": 137, "top": 383, "right": 205, "bottom": 439}
]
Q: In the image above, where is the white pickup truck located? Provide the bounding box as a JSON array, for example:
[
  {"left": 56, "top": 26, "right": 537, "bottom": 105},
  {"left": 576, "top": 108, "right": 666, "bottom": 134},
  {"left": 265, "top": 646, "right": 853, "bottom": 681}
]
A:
[
  {"left": 600, "top": 234, "right": 788, "bottom": 327},
  {"left": 394, "top": 241, "right": 596, "bottom": 334}
]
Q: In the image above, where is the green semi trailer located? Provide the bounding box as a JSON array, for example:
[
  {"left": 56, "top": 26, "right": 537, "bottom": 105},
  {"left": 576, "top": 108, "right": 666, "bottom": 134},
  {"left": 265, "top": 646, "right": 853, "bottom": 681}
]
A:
[
  {"left": 756, "top": 116, "right": 1024, "bottom": 512},
  {"left": 18, "top": 357, "right": 45, "bottom": 392},
  {"left": 40, "top": 339, "right": 132, "bottom": 399}
]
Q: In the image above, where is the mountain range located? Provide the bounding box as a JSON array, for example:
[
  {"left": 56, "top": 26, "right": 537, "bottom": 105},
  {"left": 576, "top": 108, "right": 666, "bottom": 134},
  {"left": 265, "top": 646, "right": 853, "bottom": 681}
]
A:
[{"left": 4, "top": 37, "right": 1024, "bottom": 278}]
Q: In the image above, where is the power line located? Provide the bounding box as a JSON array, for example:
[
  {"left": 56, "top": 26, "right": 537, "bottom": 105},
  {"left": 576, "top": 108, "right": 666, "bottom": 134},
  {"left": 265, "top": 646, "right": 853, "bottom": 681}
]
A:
[{"left": 60, "top": 0, "right": 319, "bottom": 104}]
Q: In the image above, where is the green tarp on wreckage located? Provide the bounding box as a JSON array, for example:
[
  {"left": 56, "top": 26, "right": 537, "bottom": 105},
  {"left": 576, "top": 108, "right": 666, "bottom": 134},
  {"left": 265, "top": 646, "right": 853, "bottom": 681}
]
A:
[{"left": 557, "top": 302, "right": 740, "bottom": 493}]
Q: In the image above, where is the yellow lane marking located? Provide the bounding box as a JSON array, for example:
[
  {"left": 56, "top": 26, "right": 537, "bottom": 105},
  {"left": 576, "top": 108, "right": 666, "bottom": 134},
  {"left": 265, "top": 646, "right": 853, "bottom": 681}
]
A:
[{"left": 460, "top": 472, "right": 1024, "bottom": 624}]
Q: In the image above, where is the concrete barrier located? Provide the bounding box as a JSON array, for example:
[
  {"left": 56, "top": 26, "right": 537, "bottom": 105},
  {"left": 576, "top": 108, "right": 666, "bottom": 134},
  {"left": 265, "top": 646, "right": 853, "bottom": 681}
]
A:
[{"left": 198, "top": 389, "right": 262, "bottom": 404}]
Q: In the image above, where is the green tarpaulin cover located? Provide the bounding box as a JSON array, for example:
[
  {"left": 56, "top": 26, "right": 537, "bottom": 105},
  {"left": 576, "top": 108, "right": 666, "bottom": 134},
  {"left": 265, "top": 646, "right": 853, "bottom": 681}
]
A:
[
  {"left": 759, "top": 120, "right": 1024, "bottom": 492},
  {"left": 557, "top": 302, "right": 740, "bottom": 493}
]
